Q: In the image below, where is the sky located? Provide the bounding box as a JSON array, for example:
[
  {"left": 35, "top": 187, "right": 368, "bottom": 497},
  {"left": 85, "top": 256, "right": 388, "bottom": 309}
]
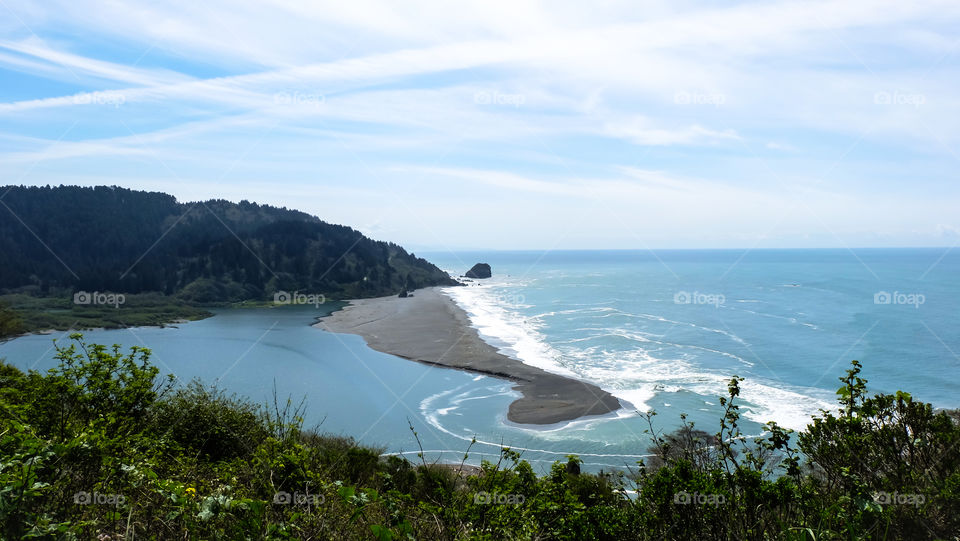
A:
[{"left": 1, "top": 0, "right": 959, "bottom": 251}]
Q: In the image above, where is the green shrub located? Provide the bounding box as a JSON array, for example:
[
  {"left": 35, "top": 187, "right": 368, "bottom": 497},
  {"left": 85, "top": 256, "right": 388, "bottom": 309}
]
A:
[
  {"left": 2, "top": 339, "right": 959, "bottom": 540},
  {"left": 150, "top": 380, "right": 270, "bottom": 462},
  {"left": 6, "top": 333, "right": 171, "bottom": 443},
  {"left": 0, "top": 302, "right": 24, "bottom": 338}
]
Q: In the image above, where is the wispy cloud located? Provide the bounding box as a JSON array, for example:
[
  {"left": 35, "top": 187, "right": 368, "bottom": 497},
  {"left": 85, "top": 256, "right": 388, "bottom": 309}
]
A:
[
  {"left": 0, "top": 38, "right": 193, "bottom": 86},
  {"left": 0, "top": 0, "right": 958, "bottom": 248}
]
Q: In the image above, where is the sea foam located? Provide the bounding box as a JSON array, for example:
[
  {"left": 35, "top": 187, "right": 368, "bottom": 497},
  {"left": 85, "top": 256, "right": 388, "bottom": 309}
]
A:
[{"left": 443, "top": 279, "right": 835, "bottom": 432}]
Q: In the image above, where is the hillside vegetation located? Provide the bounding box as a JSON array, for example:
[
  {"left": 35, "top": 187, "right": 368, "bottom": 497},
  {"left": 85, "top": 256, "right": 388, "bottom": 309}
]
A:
[
  {"left": 0, "top": 185, "right": 457, "bottom": 336},
  {"left": 0, "top": 185, "right": 454, "bottom": 301},
  {"left": 1, "top": 337, "right": 958, "bottom": 540}
]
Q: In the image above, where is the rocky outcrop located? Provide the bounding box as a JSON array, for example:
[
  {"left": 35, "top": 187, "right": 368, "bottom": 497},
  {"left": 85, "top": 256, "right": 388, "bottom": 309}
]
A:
[{"left": 464, "top": 263, "right": 492, "bottom": 279}]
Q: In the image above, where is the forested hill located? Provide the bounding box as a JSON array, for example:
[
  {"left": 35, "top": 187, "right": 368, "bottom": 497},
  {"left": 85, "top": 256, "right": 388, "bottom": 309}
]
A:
[{"left": 0, "top": 185, "right": 457, "bottom": 302}]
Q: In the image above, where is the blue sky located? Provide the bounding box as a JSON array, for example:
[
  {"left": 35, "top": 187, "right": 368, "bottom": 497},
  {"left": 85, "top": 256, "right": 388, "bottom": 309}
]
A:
[{"left": 1, "top": 0, "right": 959, "bottom": 250}]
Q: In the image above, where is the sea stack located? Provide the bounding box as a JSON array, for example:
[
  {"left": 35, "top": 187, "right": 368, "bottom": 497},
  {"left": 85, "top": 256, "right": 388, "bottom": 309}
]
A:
[{"left": 465, "top": 263, "right": 492, "bottom": 279}]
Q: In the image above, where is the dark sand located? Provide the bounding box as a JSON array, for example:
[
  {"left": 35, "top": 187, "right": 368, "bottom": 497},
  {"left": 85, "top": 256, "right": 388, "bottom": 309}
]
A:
[{"left": 314, "top": 288, "right": 621, "bottom": 425}]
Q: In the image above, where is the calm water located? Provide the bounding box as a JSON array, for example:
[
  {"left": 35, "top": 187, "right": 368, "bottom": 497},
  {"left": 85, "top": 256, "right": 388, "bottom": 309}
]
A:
[{"left": 2, "top": 248, "right": 958, "bottom": 472}]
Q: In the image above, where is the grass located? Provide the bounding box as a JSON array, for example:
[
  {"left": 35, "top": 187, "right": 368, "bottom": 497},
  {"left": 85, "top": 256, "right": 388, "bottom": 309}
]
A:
[{"left": 0, "top": 293, "right": 212, "bottom": 337}]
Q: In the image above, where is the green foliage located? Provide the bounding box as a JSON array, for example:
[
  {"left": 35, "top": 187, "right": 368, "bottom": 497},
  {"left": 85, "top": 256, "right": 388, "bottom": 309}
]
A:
[
  {"left": 798, "top": 360, "right": 960, "bottom": 537},
  {"left": 149, "top": 381, "right": 271, "bottom": 462},
  {"left": 0, "top": 292, "right": 211, "bottom": 337},
  {"left": 175, "top": 278, "right": 250, "bottom": 304},
  {"left": 0, "top": 185, "right": 457, "bottom": 302},
  {"left": 2, "top": 338, "right": 959, "bottom": 539},
  {"left": 0, "top": 301, "right": 25, "bottom": 338},
  {"left": 9, "top": 333, "right": 172, "bottom": 442}
]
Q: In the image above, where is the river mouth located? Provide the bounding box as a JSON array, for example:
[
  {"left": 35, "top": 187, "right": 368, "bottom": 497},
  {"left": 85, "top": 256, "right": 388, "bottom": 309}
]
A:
[
  {"left": 0, "top": 305, "right": 674, "bottom": 473},
  {"left": 5, "top": 248, "right": 957, "bottom": 473}
]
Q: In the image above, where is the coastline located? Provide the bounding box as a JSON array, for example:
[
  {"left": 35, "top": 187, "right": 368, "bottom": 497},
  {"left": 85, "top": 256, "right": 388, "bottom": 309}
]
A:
[{"left": 313, "top": 287, "right": 622, "bottom": 425}]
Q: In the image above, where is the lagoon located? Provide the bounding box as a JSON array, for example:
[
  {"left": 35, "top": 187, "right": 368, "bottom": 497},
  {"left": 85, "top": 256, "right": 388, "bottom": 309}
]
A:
[{"left": 4, "top": 248, "right": 958, "bottom": 473}]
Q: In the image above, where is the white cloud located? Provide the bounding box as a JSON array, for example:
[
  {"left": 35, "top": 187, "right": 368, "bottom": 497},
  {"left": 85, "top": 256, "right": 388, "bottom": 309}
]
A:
[
  {"left": 0, "top": 38, "right": 193, "bottom": 86},
  {"left": 602, "top": 117, "right": 740, "bottom": 146},
  {"left": 1, "top": 0, "right": 959, "bottom": 247}
]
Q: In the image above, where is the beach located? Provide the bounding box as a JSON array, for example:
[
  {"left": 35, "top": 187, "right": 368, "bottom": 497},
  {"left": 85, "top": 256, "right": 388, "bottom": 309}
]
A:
[{"left": 314, "top": 287, "right": 622, "bottom": 425}]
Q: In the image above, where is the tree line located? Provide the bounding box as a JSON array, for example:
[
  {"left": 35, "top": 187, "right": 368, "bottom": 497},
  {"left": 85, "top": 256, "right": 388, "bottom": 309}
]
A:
[{"left": 0, "top": 185, "right": 456, "bottom": 302}]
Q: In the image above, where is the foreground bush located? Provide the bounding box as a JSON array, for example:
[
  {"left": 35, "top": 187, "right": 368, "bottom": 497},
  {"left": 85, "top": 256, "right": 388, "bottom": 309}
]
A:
[{"left": 1, "top": 335, "right": 958, "bottom": 539}]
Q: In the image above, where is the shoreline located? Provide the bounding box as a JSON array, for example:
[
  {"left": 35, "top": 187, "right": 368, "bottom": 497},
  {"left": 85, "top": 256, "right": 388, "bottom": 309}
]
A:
[
  {"left": 313, "top": 287, "right": 622, "bottom": 425},
  {"left": 0, "top": 316, "right": 210, "bottom": 342}
]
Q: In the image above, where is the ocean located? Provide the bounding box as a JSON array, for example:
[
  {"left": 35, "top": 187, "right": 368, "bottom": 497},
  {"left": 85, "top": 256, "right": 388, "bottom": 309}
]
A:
[
  {"left": 2, "top": 248, "right": 957, "bottom": 473},
  {"left": 425, "top": 248, "right": 960, "bottom": 439}
]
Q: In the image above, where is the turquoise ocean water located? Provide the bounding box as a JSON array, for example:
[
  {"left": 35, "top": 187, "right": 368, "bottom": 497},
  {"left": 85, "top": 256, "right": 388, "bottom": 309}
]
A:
[{"left": 2, "top": 249, "right": 957, "bottom": 472}]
